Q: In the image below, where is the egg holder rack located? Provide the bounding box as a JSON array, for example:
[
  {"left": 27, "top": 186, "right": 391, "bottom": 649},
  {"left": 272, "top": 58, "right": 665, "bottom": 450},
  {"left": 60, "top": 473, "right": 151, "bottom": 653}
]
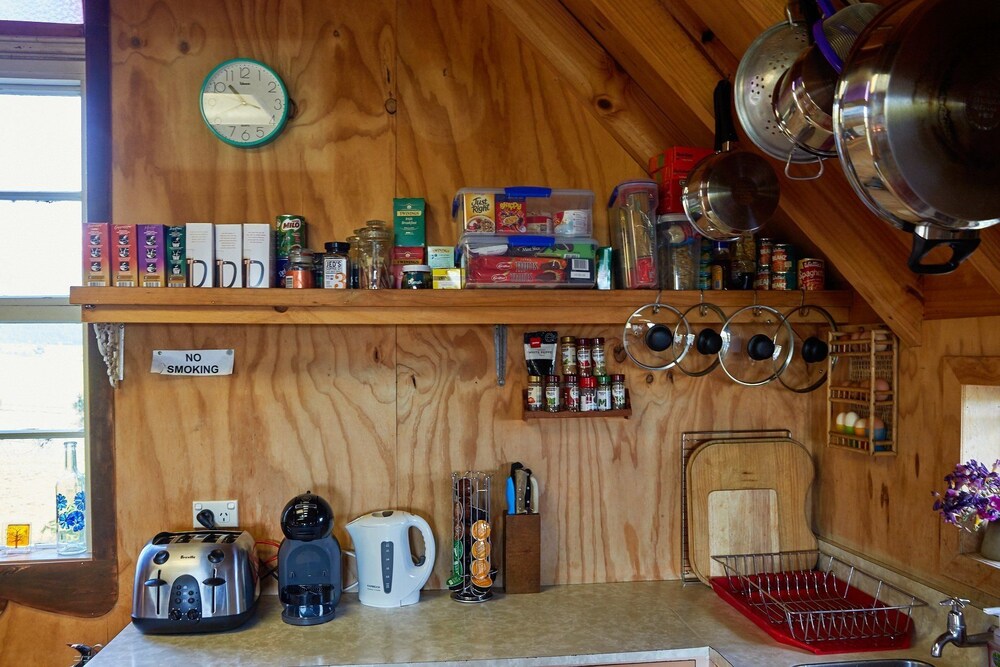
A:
[{"left": 826, "top": 326, "right": 899, "bottom": 456}]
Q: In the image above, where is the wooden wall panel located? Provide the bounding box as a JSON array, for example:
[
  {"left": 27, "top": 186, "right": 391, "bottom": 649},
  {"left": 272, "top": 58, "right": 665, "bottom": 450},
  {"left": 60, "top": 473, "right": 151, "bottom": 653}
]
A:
[{"left": 814, "top": 316, "right": 1000, "bottom": 606}]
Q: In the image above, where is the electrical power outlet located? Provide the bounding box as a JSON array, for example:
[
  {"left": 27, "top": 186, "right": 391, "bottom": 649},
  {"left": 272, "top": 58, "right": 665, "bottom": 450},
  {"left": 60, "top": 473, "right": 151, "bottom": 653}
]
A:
[{"left": 192, "top": 500, "right": 239, "bottom": 528}]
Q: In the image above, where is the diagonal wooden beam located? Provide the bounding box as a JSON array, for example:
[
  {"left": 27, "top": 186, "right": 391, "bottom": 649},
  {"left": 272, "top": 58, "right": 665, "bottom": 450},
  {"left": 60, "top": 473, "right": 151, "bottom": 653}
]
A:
[
  {"left": 487, "top": 0, "right": 690, "bottom": 164},
  {"left": 559, "top": 0, "right": 925, "bottom": 346},
  {"left": 965, "top": 229, "right": 1000, "bottom": 300}
]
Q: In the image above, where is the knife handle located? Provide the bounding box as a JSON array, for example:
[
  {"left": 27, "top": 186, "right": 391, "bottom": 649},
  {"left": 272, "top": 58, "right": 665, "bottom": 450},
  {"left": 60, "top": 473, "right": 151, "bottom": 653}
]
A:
[
  {"left": 529, "top": 476, "right": 540, "bottom": 514},
  {"left": 505, "top": 476, "right": 516, "bottom": 515}
]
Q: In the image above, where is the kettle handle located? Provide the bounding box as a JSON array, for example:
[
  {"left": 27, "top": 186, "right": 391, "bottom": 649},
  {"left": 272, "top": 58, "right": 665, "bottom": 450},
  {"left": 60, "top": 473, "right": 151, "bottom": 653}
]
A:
[{"left": 407, "top": 514, "right": 436, "bottom": 585}]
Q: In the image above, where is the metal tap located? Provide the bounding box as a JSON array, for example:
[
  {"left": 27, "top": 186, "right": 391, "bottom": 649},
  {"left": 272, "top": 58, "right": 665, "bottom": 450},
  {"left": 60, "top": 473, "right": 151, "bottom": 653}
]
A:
[{"left": 930, "top": 597, "right": 995, "bottom": 657}]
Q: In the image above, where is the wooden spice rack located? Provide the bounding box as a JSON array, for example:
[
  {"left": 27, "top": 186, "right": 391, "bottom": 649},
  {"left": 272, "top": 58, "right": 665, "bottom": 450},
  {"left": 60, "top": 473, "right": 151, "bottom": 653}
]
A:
[
  {"left": 826, "top": 325, "right": 899, "bottom": 456},
  {"left": 521, "top": 390, "right": 632, "bottom": 420}
]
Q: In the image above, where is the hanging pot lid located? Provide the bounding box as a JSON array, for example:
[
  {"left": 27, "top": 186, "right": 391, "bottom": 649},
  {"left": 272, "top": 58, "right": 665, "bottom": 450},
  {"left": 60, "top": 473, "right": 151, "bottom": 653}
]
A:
[
  {"left": 672, "top": 301, "right": 727, "bottom": 377},
  {"left": 777, "top": 304, "right": 838, "bottom": 393},
  {"left": 623, "top": 301, "right": 692, "bottom": 371},
  {"left": 718, "top": 304, "right": 794, "bottom": 386}
]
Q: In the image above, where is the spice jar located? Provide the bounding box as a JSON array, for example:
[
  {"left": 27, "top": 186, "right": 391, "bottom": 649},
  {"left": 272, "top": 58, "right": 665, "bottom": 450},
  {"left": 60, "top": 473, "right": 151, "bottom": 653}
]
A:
[
  {"left": 592, "top": 337, "right": 607, "bottom": 376},
  {"left": 526, "top": 375, "right": 543, "bottom": 412},
  {"left": 576, "top": 337, "right": 592, "bottom": 377},
  {"left": 285, "top": 248, "right": 315, "bottom": 289},
  {"left": 579, "top": 376, "right": 597, "bottom": 412},
  {"left": 611, "top": 374, "right": 627, "bottom": 410},
  {"left": 560, "top": 336, "right": 577, "bottom": 376},
  {"left": 562, "top": 374, "right": 580, "bottom": 412},
  {"left": 322, "top": 241, "right": 350, "bottom": 289},
  {"left": 402, "top": 264, "right": 432, "bottom": 289},
  {"left": 595, "top": 375, "right": 611, "bottom": 411},
  {"left": 346, "top": 234, "right": 361, "bottom": 288},
  {"left": 544, "top": 375, "right": 561, "bottom": 413}
]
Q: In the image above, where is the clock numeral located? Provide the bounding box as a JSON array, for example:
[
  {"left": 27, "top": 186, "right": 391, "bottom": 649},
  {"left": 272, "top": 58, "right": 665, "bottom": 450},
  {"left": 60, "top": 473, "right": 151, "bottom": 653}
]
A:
[
  {"left": 241, "top": 129, "right": 251, "bottom": 141},
  {"left": 239, "top": 66, "right": 250, "bottom": 79},
  {"left": 212, "top": 81, "right": 226, "bottom": 93},
  {"left": 224, "top": 69, "right": 234, "bottom": 82},
  {"left": 256, "top": 127, "right": 265, "bottom": 138},
  {"left": 268, "top": 81, "right": 277, "bottom": 94},
  {"left": 270, "top": 115, "right": 276, "bottom": 125},
  {"left": 228, "top": 127, "right": 236, "bottom": 138},
  {"left": 273, "top": 99, "right": 283, "bottom": 111}
]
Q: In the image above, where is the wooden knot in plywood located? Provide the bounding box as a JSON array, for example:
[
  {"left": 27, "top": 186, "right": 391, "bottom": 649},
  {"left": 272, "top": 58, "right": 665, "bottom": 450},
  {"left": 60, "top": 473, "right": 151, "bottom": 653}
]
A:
[
  {"left": 385, "top": 97, "right": 397, "bottom": 115},
  {"left": 273, "top": 306, "right": 289, "bottom": 314},
  {"left": 595, "top": 96, "right": 614, "bottom": 112}
]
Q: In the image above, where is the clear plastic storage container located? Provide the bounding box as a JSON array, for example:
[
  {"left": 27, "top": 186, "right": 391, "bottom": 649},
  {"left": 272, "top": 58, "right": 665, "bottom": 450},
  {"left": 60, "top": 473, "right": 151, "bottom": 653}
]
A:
[
  {"left": 460, "top": 234, "right": 597, "bottom": 288},
  {"left": 608, "top": 180, "right": 658, "bottom": 289},
  {"left": 452, "top": 186, "right": 594, "bottom": 237}
]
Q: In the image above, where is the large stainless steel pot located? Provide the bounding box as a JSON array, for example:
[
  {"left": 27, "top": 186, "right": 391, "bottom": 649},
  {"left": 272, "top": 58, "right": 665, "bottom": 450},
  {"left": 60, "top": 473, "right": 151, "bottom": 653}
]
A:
[{"left": 833, "top": 0, "right": 1000, "bottom": 274}]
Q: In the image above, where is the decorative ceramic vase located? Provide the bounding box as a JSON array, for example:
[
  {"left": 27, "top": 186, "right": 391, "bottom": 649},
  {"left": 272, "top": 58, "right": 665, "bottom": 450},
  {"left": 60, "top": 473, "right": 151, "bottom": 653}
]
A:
[{"left": 981, "top": 521, "right": 1000, "bottom": 561}]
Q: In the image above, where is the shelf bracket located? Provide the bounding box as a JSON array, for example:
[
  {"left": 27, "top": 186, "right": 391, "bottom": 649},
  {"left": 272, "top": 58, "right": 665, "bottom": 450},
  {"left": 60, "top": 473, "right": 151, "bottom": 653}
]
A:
[
  {"left": 93, "top": 322, "right": 124, "bottom": 389},
  {"left": 494, "top": 324, "right": 507, "bottom": 386}
]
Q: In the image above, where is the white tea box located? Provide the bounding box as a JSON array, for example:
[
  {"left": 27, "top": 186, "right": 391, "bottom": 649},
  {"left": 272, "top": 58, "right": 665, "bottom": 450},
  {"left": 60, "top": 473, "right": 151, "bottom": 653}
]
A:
[
  {"left": 185, "top": 223, "right": 215, "bottom": 288},
  {"left": 215, "top": 224, "right": 243, "bottom": 288},
  {"left": 242, "top": 223, "right": 275, "bottom": 288}
]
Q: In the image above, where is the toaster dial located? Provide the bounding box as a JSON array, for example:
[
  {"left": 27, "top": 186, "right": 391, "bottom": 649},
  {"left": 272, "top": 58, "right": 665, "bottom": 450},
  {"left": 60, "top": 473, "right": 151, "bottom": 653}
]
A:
[{"left": 169, "top": 574, "right": 202, "bottom": 623}]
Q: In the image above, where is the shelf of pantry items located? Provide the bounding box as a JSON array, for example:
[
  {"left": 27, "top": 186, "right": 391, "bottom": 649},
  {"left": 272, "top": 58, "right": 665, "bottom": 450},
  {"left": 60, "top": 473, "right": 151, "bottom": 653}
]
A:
[{"left": 69, "top": 288, "right": 853, "bottom": 326}]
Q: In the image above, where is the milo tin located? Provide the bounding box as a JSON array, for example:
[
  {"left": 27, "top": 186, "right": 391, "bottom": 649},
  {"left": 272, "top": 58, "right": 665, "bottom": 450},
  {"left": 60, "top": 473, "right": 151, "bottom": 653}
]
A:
[
  {"left": 275, "top": 214, "right": 307, "bottom": 286},
  {"left": 798, "top": 258, "right": 825, "bottom": 290}
]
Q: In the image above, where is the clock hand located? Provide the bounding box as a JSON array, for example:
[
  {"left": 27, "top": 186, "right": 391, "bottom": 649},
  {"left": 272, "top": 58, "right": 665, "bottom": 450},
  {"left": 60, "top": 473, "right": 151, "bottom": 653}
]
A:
[{"left": 227, "top": 84, "right": 262, "bottom": 110}]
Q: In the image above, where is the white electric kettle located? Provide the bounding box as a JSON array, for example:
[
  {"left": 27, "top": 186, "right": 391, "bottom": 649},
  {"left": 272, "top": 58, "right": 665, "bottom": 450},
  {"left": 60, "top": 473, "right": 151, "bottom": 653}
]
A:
[{"left": 346, "top": 510, "right": 436, "bottom": 608}]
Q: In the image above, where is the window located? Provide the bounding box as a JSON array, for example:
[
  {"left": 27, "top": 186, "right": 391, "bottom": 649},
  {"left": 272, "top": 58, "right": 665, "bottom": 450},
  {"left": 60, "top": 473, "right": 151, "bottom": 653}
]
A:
[{"left": 0, "top": 37, "right": 88, "bottom": 560}]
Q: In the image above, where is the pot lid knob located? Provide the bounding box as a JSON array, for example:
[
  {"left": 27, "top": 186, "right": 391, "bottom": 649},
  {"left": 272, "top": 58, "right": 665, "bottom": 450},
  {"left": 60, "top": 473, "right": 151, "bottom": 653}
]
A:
[
  {"left": 696, "top": 328, "right": 723, "bottom": 355},
  {"left": 801, "top": 336, "right": 829, "bottom": 364},
  {"left": 646, "top": 324, "right": 673, "bottom": 352},
  {"left": 747, "top": 333, "right": 775, "bottom": 361}
]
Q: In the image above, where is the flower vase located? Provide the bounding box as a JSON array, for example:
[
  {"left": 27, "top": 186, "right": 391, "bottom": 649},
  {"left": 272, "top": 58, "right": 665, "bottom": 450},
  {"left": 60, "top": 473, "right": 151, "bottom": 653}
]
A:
[
  {"left": 981, "top": 521, "right": 1000, "bottom": 561},
  {"left": 55, "top": 441, "right": 87, "bottom": 556}
]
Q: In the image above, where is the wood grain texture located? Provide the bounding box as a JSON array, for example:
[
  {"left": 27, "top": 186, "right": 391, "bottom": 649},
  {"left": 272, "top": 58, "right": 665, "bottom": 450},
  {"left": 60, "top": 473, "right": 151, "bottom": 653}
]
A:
[
  {"left": 687, "top": 439, "right": 816, "bottom": 583},
  {"left": 814, "top": 318, "right": 1000, "bottom": 608},
  {"left": 563, "top": 0, "right": 926, "bottom": 347}
]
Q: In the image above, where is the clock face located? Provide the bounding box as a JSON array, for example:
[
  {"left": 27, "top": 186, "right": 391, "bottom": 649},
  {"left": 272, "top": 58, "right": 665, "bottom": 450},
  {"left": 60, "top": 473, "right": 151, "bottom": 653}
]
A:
[{"left": 199, "top": 58, "right": 289, "bottom": 148}]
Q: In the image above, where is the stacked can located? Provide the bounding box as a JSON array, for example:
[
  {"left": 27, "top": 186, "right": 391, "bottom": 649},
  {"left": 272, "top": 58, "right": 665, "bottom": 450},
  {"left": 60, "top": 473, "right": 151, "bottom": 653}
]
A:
[
  {"left": 276, "top": 214, "right": 307, "bottom": 287},
  {"left": 771, "top": 242, "right": 797, "bottom": 290},
  {"left": 697, "top": 237, "right": 713, "bottom": 290},
  {"left": 754, "top": 238, "right": 772, "bottom": 290}
]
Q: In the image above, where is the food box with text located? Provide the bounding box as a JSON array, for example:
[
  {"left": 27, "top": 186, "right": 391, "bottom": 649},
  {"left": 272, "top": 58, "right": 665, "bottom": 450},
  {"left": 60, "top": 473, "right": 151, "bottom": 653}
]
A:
[
  {"left": 452, "top": 187, "right": 594, "bottom": 237},
  {"left": 460, "top": 234, "right": 596, "bottom": 288}
]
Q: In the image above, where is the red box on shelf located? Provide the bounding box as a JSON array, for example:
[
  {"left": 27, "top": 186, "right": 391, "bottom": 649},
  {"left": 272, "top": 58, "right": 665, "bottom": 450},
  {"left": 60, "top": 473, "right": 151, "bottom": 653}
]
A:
[{"left": 648, "top": 146, "right": 714, "bottom": 214}]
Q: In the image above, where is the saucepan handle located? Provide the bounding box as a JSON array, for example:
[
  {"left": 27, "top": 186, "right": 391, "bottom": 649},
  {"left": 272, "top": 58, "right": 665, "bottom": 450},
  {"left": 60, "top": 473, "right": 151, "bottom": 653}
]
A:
[{"left": 908, "top": 231, "right": 981, "bottom": 275}]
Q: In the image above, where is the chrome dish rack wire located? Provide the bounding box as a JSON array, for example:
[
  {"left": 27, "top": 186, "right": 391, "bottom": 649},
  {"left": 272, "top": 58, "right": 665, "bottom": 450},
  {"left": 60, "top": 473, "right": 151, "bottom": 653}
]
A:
[{"left": 711, "top": 550, "right": 926, "bottom": 647}]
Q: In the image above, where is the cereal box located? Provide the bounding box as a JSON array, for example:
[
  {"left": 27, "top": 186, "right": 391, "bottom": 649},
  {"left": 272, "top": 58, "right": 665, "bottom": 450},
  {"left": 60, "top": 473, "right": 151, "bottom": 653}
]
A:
[
  {"left": 463, "top": 192, "right": 495, "bottom": 233},
  {"left": 496, "top": 198, "right": 526, "bottom": 234}
]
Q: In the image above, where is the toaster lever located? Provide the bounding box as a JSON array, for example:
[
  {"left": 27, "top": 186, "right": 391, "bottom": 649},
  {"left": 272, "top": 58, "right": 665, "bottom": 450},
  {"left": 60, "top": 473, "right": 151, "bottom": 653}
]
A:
[
  {"left": 144, "top": 570, "right": 167, "bottom": 616},
  {"left": 203, "top": 569, "right": 226, "bottom": 615}
]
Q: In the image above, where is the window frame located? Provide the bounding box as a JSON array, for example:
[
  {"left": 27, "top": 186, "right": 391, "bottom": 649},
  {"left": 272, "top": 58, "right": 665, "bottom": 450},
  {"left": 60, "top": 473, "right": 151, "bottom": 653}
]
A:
[{"left": 0, "top": 0, "right": 117, "bottom": 618}]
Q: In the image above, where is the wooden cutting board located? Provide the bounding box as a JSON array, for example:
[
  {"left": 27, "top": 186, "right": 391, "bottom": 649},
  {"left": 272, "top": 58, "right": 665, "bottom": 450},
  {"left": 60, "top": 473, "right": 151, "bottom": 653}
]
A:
[{"left": 686, "top": 438, "right": 816, "bottom": 584}]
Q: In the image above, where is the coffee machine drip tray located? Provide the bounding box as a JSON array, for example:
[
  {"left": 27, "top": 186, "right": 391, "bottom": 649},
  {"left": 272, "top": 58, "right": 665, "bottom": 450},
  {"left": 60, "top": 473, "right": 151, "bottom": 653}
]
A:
[{"left": 280, "top": 584, "right": 337, "bottom": 626}]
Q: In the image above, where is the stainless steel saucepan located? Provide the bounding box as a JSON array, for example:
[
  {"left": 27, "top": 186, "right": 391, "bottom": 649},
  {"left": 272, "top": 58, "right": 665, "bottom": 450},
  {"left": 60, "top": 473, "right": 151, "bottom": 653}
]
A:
[
  {"left": 682, "top": 80, "right": 780, "bottom": 241},
  {"left": 833, "top": 0, "right": 1000, "bottom": 274}
]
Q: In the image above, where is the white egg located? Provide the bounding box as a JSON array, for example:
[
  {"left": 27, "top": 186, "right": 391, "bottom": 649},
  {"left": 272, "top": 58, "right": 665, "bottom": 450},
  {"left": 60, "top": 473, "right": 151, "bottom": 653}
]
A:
[
  {"left": 844, "top": 411, "right": 859, "bottom": 430},
  {"left": 835, "top": 412, "right": 846, "bottom": 432}
]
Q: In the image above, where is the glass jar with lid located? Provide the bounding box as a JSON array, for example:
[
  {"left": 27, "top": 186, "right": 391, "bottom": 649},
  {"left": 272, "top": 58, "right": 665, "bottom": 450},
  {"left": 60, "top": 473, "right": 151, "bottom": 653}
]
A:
[
  {"left": 358, "top": 220, "right": 392, "bottom": 289},
  {"left": 285, "top": 248, "right": 315, "bottom": 288},
  {"left": 346, "top": 234, "right": 361, "bottom": 288}
]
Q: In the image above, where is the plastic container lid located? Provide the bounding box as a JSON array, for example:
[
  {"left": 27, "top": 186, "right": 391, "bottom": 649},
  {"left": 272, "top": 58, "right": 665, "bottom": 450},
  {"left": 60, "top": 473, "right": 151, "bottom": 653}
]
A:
[{"left": 403, "top": 264, "right": 431, "bottom": 273}]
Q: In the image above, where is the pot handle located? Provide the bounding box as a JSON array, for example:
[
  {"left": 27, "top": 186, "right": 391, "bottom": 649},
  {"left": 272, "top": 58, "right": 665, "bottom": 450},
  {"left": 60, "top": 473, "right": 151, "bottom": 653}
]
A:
[
  {"left": 714, "top": 79, "right": 738, "bottom": 150},
  {"left": 907, "top": 232, "right": 981, "bottom": 275},
  {"left": 784, "top": 151, "right": 825, "bottom": 181}
]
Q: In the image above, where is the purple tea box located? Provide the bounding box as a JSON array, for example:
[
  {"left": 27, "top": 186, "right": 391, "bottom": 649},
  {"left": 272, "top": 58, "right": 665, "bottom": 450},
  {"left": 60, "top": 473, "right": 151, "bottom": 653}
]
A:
[
  {"left": 112, "top": 224, "right": 137, "bottom": 287},
  {"left": 137, "top": 224, "right": 166, "bottom": 288},
  {"left": 83, "top": 222, "right": 110, "bottom": 286}
]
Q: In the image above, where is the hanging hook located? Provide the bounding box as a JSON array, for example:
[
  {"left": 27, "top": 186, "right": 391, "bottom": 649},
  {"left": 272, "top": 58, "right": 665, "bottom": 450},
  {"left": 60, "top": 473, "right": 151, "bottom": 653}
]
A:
[
  {"left": 752, "top": 290, "right": 762, "bottom": 317},
  {"left": 652, "top": 288, "right": 664, "bottom": 314},
  {"left": 799, "top": 289, "right": 812, "bottom": 317}
]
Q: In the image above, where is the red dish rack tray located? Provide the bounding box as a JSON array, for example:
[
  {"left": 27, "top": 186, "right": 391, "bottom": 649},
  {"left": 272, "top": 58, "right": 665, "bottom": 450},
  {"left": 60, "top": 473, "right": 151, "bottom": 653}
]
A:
[{"left": 710, "top": 550, "right": 926, "bottom": 654}]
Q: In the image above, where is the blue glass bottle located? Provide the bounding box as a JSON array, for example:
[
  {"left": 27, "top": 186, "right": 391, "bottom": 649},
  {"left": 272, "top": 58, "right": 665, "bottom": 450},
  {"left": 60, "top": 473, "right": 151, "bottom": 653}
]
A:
[{"left": 56, "top": 441, "right": 87, "bottom": 556}]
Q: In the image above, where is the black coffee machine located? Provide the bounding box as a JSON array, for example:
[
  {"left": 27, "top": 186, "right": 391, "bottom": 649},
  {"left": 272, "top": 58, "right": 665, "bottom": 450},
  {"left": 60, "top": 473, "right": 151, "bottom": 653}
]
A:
[{"left": 278, "top": 492, "right": 342, "bottom": 626}]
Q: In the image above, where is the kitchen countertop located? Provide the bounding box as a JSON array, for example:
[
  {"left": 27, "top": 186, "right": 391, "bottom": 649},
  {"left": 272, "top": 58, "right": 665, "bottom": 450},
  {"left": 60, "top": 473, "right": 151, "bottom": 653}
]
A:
[{"left": 89, "top": 580, "right": 977, "bottom": 667}]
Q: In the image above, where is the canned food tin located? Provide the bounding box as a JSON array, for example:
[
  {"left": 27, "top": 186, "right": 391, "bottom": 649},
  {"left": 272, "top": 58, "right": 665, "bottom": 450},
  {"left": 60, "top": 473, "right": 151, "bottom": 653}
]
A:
[
  {"left": 276, "top": 214, "right": 307, "bottom": 258},
  {"left": 754, "top": 269, "right": 771, "bottom": 290},
  {"left": 757, "top": 238, "right": 773, "bottom": 269},
  {"left": 772, "top": 272, "right": 788, "bottom": 291},
  {"left": 771, "top": 243, "right": 794, "bottom": 274},
  {"left": 798, "top": 258, "right": 825, "bottom": 290}
]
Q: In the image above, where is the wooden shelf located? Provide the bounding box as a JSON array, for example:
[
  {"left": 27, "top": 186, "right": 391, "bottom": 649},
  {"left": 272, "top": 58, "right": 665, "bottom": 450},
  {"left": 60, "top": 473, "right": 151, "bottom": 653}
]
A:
[{"left": 69, "top": 287, "right": 854, "bottom": 326}]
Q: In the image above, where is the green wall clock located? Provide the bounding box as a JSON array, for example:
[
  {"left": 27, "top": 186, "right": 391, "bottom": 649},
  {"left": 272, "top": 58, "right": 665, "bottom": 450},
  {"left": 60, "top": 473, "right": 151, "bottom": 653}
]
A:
[{"left": 199, "top": 58, "right": 290, "bottom": 148}]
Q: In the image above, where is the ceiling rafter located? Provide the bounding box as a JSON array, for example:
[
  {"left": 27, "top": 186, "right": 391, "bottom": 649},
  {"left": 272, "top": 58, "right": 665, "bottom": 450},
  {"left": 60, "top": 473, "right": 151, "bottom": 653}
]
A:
[{"left": 507, "top": 0, "right": 925, "bottom": 345}]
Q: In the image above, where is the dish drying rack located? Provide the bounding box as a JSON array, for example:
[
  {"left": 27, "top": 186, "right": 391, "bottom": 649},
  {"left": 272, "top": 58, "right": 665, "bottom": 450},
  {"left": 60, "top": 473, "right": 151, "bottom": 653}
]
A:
[{"left": 710, "top": 550, "right": 926, "bottom": 654}]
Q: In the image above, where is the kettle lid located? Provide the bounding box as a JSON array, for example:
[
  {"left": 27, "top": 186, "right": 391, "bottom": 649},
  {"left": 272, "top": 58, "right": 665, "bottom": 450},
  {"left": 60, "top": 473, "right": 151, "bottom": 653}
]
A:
[{"left": 347, "top": 509, "right": 411, "bottom": 529}]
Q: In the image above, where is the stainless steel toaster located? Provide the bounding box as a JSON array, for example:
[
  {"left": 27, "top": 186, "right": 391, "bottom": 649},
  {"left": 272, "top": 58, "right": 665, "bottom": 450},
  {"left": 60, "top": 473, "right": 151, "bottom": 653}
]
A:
[{"left": 132, "top": 530, "right": 259, "bottom": 634}]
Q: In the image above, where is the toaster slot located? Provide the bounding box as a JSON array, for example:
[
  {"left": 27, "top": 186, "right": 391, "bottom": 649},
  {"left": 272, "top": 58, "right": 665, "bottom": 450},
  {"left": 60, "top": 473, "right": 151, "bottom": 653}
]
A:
[{"left": 143, "top": 569, "right": 167, "bottom": 616}]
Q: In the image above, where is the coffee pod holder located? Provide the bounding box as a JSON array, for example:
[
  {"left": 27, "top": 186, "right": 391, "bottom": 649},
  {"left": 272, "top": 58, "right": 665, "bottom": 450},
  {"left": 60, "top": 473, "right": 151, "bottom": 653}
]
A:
[{"left": 449, "top": 471, "right": 494, "bottom": 603}]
